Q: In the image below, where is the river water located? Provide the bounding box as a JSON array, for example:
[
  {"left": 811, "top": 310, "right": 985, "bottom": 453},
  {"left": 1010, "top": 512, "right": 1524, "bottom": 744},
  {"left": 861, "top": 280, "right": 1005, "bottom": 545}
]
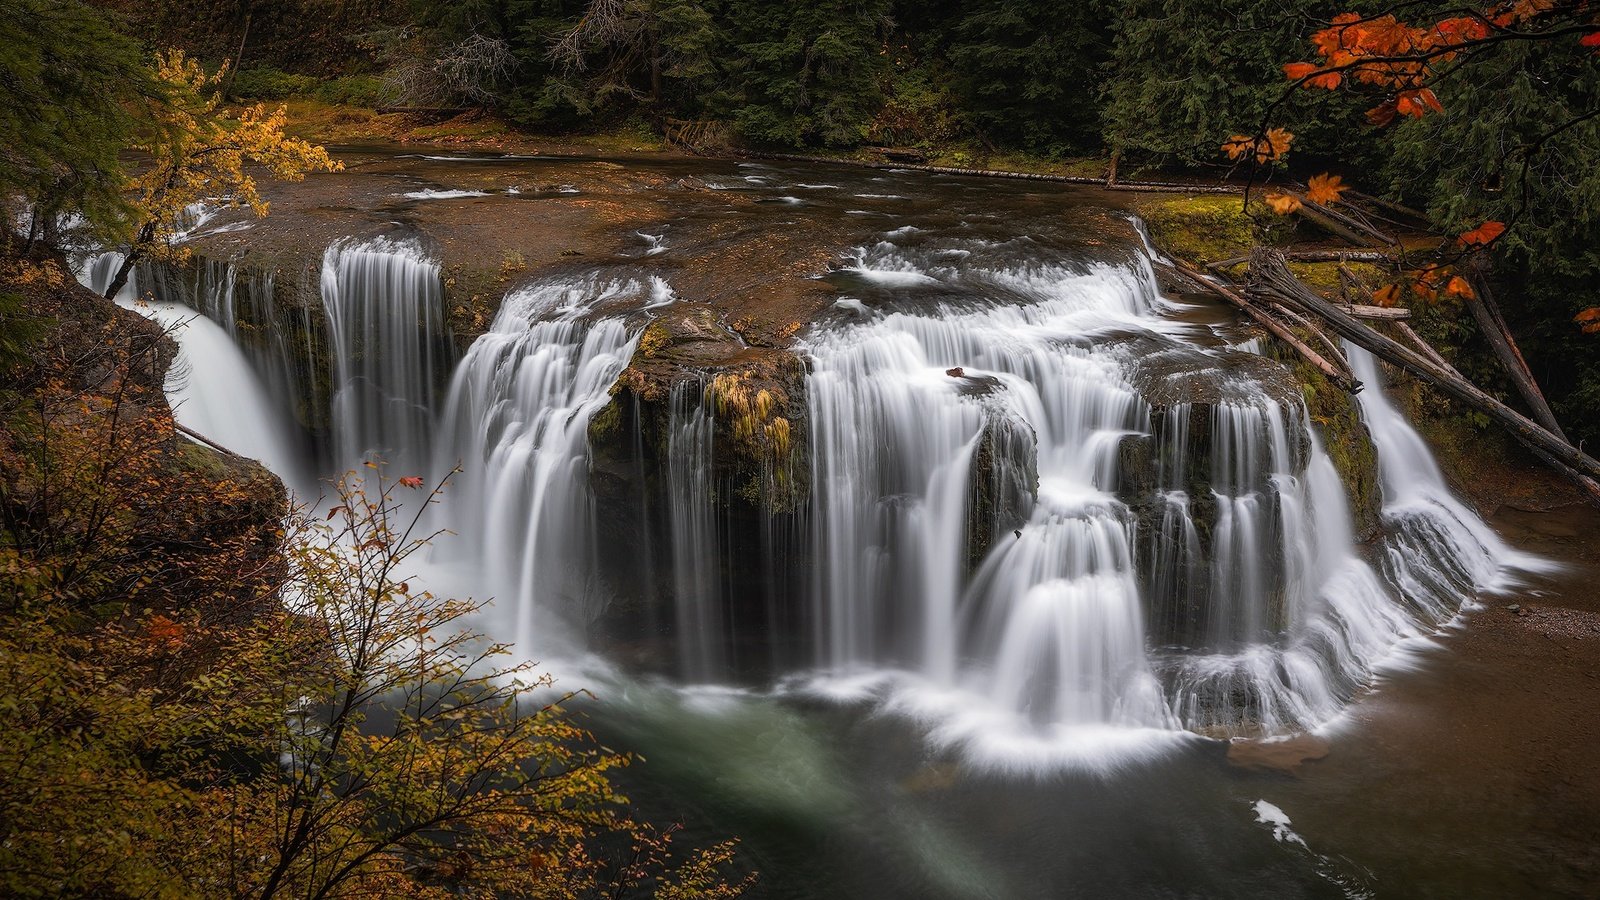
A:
[{"left": 80, "top": 150, "right": 1593, "bottom": 899}]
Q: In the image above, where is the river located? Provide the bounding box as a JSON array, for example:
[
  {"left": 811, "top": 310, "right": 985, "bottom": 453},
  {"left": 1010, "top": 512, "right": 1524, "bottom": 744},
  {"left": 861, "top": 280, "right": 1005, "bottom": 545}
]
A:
[{"left": 79, "top": 149, "right": 1600, "bottom": 899}]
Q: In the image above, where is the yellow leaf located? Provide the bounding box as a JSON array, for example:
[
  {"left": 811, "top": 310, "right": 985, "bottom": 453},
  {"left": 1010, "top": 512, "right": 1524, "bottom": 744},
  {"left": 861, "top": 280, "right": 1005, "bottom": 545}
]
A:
[
  {"left": 1305, "top": 173, "right": 1346, "bottom": 205},
  {"left": 1265, "top": 191, "right": 1302, "bottom": 215}
]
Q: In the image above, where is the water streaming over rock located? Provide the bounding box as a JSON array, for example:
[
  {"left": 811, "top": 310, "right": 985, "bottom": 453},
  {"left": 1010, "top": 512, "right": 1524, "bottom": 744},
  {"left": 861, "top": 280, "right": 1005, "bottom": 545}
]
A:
[
  {"left": 86, "top": 162, "right": 1553, "bottom": 770},
  {"left": 793, "top": 232, "right": 1546, "bottom": 759},
  {"left": 76, "top": 253, "right": 307, "bottom": 489},
  {"left": 431, "top": 277, "right": 641, "bottom": 651},
  {"left": 667, "top": 379, "right": 726, "bottom": 681},
  {"left": 1348, "top": 344, "right": 1555, "bottom": 609},
  {"left": 320, "top": 236, "right": 451, "bottom": 471}
]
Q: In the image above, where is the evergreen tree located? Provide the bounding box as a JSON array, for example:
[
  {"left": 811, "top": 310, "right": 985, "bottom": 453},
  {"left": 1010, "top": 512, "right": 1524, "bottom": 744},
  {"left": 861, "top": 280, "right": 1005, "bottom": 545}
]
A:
[
  {"left": 945, "top": 0, "right": 1111, "bottom": 156},
  {"left": 0, "top": 0, "right": 165, "bottom": 249},
  {"left": 720, "top": 0, "right": 892, "bottom": 147},
  {"left": 1101, "top": 0, "right": 1367, "bottom": 166}
]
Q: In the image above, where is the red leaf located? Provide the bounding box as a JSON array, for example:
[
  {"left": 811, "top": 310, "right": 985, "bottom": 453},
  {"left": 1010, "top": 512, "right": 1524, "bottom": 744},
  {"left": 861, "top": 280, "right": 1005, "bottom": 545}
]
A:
[
  {"left": 1458, "top": 220, "right": 1506, "bottom": 247},
  {"left": 1366, "top": 100, "right": 1399, "bottom": 127},
  {"left": 398, "top": 476, "right": 425, "bottom": 489}
]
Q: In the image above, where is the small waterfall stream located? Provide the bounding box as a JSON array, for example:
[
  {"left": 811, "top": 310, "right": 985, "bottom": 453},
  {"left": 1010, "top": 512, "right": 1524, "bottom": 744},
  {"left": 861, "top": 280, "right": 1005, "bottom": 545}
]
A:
[
  {"left": 321, "top": 236, "right": 451, "bottom": 471},
  {"left": 77, "top": 253, "right": 308, "bottom": 490}
]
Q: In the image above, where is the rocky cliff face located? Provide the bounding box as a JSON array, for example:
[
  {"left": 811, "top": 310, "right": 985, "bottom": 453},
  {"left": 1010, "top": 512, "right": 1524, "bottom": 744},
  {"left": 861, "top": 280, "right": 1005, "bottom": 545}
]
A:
[{"left": 0, "top": 254, "right": 287, "bottom": 628}]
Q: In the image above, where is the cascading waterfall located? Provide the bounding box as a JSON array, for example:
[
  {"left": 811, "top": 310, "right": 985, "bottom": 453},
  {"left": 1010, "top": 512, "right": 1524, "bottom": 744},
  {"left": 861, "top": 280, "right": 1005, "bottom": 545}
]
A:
[
  {"left": 431, "top": 277, "right": 640, "bottom": 651},
  {"left": 795, "top": 232, "right": 1547, "bottom": 760},
  {"left": 321, "top": 236, "right": 451, "bottom": 471},
  {"left": 805, "top": 248, "right": 1176, "bottom": 737},
  {"left": 667, "top": 379, "right": 726, "bottom": 681},
  {"left": 75, "top": 253, "right": 306, "bottom": 488},
  {"left": 1348, "top": 344, "right": 1555, "bottom": 607},
  {"left": 77, "top": 166, "right": 1555, "bottom": 771}
]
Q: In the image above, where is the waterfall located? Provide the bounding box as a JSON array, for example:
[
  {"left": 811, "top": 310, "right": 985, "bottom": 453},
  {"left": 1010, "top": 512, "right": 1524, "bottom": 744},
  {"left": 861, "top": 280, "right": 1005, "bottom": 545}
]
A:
[
  {"left": 667, "top": 380, "right": 725, "bottom": 681},
  {"left": 321, "top": 237, "right": 451, "bottom": 472},
  {"left": 794, "top": 230, "right": 1549, "bottom": 762},
  {"left": 1347, "top": 344, "right": 1555, "bottom": 608},
  {"left": 804, "top": 246, "right": 1175, "bottom": 738},
  {"left": 431, "top": 277, "right": 640, "bottom": 652},
  {"left": 75, "top": 253, "right": 307, "bottom": 489}
]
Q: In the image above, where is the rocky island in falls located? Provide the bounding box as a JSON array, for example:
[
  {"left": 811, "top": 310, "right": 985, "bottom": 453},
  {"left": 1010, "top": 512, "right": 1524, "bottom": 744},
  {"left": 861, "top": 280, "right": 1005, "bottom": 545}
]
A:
[{"left": 4, "top": 3, "right": 1600, "bottom": 898}]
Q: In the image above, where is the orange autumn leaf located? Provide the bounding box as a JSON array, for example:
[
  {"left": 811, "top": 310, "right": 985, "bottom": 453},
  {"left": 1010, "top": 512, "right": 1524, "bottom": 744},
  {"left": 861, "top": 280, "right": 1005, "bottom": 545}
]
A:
[
  {"left": 1222, "top": 128, "right": 1294, "bottom": 164},
  {"left": 398, "top": 476, "right": 425, "bottom": 489},
  {"left": 1575, "top": 308, "right": 1600, "bottom": 333},
  {"left": 1305, "top": 173, "right": 1347, "bottom": 205},
  {"left": 1458, "top": 220, "right": 1506, "bottom": 246},
  {"left": 1265, "top": 191, "right": 1302, "bottom": 215},
  {"left": 1284, "top": 62, "right": 1343, "bottom": 88},
  {"left": 146, "top": 614, "right": 186, "bottom": 649},
  {"left": 1395, "top": 88, "right": 1443, "bottom": 118},
  {"left": 1510, "top": 0, "right": 1557, "bottom": 21},
  {"left": 1581, "top": 32, "right": 1600, "bottom": 50},
  {"left": 1373, "top": 284, "right": 1401, "bottom": 307},
  {"left": 1265, "top": 127, "right": 1294, "bottom": 159},
  {"left": 1444, "top": 275, "right": 1476, "bottom": 299},
  {"left": 1366, "top": 100, "right": 1400, "bottom": 127},
  {"left": 1222, "top": 134, "right": 1256, "bottom": 161}
]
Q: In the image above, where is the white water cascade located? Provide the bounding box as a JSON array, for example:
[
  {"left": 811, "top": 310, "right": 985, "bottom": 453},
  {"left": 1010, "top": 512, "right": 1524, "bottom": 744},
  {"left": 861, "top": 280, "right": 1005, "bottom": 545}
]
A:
[
  {"left": 321, "top": 237, "right": 450, "bottom": 472},
  {"left": 431, "top": 277, "right": 641, "bottom": 652},
  {"left": 667, "top": 379, "right": 725, "bottom": 681},
  {"left": 77, "top": 253, "right": 307, "bottom": 489},
  {"left": 794, "top": 233, "right": 1547, "bottom": 763},
  {"left": 1348, "top": 344, "right": 1554, "bottom": 606},
  {"left": 805, "top": 249, "right": 1177, "bottom": 743}
]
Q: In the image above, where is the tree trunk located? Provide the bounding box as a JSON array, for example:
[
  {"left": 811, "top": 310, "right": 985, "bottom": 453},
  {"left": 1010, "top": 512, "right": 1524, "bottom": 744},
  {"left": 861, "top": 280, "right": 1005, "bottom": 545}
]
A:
[
  {"left": 224, "top": 2, "right": 252, "bottom": 98},
  {"left": 1464, "top": 268, "right": 1566, "bottom": 440},
  {"left": 1171, "top": 258, "right": 1356, "bottom": 389},
  {"left": 103, "top": 251, "right": 138, "bottom": 300},
  {"left": 1249, "top": 248, "right": 1600, "bottom": 488}
]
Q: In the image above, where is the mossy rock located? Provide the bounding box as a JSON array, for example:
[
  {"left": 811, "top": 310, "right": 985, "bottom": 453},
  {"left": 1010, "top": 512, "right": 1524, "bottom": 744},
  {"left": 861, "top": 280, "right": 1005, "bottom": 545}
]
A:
[{"left": 1136, "top": 194, "right": 1257, "bottom": 265}]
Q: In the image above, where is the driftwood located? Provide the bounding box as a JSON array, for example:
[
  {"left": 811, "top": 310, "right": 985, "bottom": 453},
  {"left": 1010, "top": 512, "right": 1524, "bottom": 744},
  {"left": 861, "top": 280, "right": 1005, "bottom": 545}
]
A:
[
  {"left": 1393, "top": 319, "right": 1600, "bottom": 505},
  {"left": 1169, "top": 258, "right": 1357, "bottom": 390},
  {"left": 743, "top": 152, "right": 1239, "bottom": 193},
  {"left": 1292, "top": 199, "right": 1396, "bottom": 249},
  {"left": 1343, "top": 304, "right": 1410, "bottom": 320},
  {"left": 376, "top": 106, "right": 472, "bottom": 115},
  {"left": 1209, "top": 248, "right": 1391, "bottom": 269},
  {"left": 1464, "top": 268, "right": 1566, "bottom": 440},
  {"left": 1249, "top": 248, "right": 1600, "bottom": 488},
  {"left": 1395, "top": 321, "right": 1455, "bottom": 372},
  {"left": 176, "top": 422, "right": 239, "bottom": 458}
]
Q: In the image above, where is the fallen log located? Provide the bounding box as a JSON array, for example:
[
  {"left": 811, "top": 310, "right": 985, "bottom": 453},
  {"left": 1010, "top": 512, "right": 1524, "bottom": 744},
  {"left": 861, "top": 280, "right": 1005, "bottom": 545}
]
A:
[
  {"left": 1249, "top": 248, "right": 1600, "bottom": 488},
  {"left": 742, "top": 152, "right": 1239, "bottom": 193},
  {"left": 1208, "top": 249, "right": 1392, "bottom": 269},
  {"left": 1465, "top": 268, "right": 1566, "bottom": 440},
  {"left": 1300, "top": 199, "right": 1396, "bottom": 248},
  {"left": 1344, "top": 305, "right": 1411, "bottom": 320},
  {"left": 1394, "top": 320, "right": 1600, "bottom": 505},
  {"left": 1169, "top": 258, "right": 1357, "bottom": 390}
]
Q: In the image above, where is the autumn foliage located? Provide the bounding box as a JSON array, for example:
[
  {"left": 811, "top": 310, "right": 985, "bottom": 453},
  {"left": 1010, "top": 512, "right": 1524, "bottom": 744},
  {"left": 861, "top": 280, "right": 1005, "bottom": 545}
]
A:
[
  {"left": 100, "top": 50, "right": 342, "bottom": 300},
  {"left": 0, "top": 257, "right": 752, "bottom": 899},
  {"left": 1225, "top": 1, "right": 1600, "bottom": 317}
]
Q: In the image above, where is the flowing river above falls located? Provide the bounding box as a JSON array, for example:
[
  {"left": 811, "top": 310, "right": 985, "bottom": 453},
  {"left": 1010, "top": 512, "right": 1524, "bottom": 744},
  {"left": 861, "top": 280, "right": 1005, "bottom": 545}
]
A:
[{"left": 77, "top": 150, "right": 1593, "bottom": 899}]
